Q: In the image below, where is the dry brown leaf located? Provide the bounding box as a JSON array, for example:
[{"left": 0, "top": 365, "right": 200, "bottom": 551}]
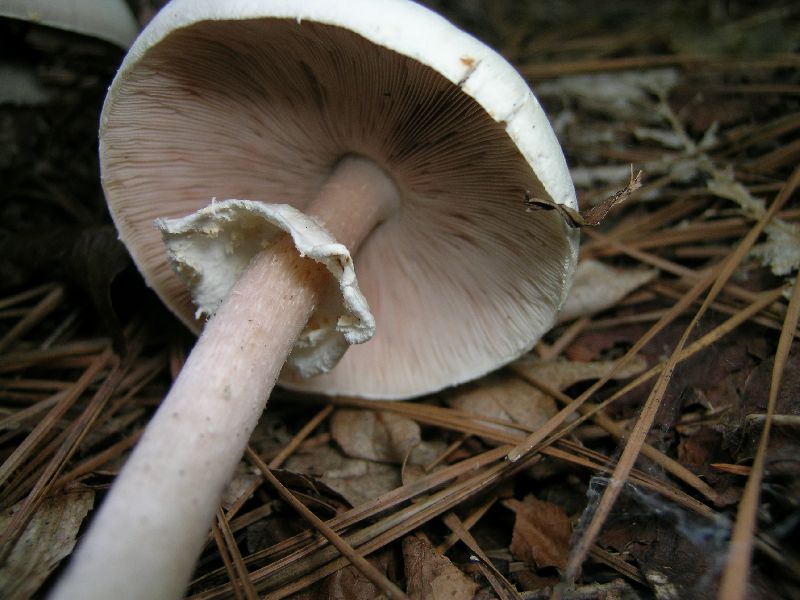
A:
[
  {"left": 448, "top": 373, "right": 558, "bottom": 437},
  {"left": 407, "top": 440, "right": 448, "bottom": 467},
  {"left": 512, "top": 355, "right": 648, "bottom": 391},
  {"left": 558, "top": 259, "right": 657, "bottom": 322},
  {"left": 317, "top": 547, "right": 398, "bottom": 600},
  {"left": 285, "top": 445, "right": 400, "bottom": 507},
  {"left": 331, "top": 408, "right": 421, "bottom": 463},
  {"left": 220, "top": 469, "right": 261, "bottom": 510},
  {"left": 403, "top": 535, "right": 479, "bottom": 600},
  {"left": 509, "top": 495, "right": 571, "bottom": 571},
  {"left": 319, "top": 565, "right": 383, "bottom": 600},
  {"left": 402, "top": 440, "right": 449, "bottom": 487},
  {"left": 0, "top": 490, "right": 94, "bottom": 600},
  {"left": 451, "top": 360, "right": 647, "bottom": 448},
  {"left": 525, "top": 169, "right": 642, "bottom": 228}
]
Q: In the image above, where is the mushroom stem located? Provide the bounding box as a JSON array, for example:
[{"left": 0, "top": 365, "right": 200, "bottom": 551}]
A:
[{"left": 51, "top": 156, "right": 398, "bottom": 600}]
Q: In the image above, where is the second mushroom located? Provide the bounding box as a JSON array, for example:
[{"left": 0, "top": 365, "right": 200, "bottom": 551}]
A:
[{"left": 52, "top": 0, "right": 579, "bottom": 598}]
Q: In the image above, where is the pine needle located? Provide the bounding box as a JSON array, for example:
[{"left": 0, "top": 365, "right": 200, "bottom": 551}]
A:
[
  {"left": 718, "top": 277, "right": 800, "bottom": 599},
  {"left": 215, "top": 507, "right": 259, "bottom": 600},
  {"left": 557, "top": 165, "right": 800, "bottom": 595},
  {"left": 246, "top": 446, "right": 409, "bottom": 600}
]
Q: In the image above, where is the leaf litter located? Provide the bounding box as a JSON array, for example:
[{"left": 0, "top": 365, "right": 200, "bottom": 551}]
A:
[
  {"left": 507, "top": 495, "right": 572, "bottom": 571},
  {"left": 0, "top": 490, "right": 94, "bottom": 600},
  {"left": 403, "top": 535, "right": 479, "bottom": 600},
  {"left": 1, "top": 1, "right": 799, "bottom": 599}
]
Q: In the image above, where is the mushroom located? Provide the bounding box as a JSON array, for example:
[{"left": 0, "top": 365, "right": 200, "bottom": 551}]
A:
[{"left": 52, "top": 0, "right": 578, "bottom": 598}]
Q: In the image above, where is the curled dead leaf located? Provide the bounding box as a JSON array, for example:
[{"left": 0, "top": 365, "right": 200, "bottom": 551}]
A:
[
  {"left": 508, "top": 495, "right": 571, "bottom": 571},
  {"left": 526, "top": 169, "right": 642, "bottom": 227},
  {"left": 320, "top": 548, "right": 398, "bottom": 600},
  {"left": 0, "top": 490, "right": 94, "bottom": 600},
  {"left": 403, "top": 535, "right": 478, "bottom": 600},
  {"left": 285, "top": 445, "right": 400, "bottom": 507},
  {"left": 559, "top": 259, "right": 657, "bottom": 323},
  {"left": 512, "top": 355, "right": 648, "bottom": 390},
  {"left": 331, "top": 409, "right": 420, "bottom": 464},
  {"left": 448, "top": 373, "right": 558, "bottom": 440}
]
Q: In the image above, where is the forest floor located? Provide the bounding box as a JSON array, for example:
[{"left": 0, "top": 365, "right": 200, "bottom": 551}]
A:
[{"left": 0, "top": 1, "right": 798, "bottom": 599}]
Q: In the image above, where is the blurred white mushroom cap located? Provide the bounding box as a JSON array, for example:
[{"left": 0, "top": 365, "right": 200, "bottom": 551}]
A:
[{"left": 0, "top": 0, "right": 139, "bottom": 48}]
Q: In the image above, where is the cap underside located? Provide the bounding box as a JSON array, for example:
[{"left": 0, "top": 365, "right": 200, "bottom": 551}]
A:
[{"left": 103, "top": 18, "right": 576, "bottom": 398}]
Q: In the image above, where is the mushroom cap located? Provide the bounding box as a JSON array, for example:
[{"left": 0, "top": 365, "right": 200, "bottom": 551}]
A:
[
  {"left": 0, "top": 0, "right": 139, "bottom": 48},
  {"left": 101, "top": 0, "right": 579, "bottom": 399}
]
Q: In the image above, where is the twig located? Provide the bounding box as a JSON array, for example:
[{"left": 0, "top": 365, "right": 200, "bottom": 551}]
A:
[
  {"left": 718, "top": 277, "right": 800, "bottom": 599},
  {"left": 0, "top": 283, "right": 58, "bottom": 312},
  {"left": 506, "top": 263, "right": 722, "bottom": 464},
  {"left": 246, "top": 446, "right": 409, "bottom": 600},
  {"left": 437, "top": 495, "right": 495, "bottom": 554},
  {"left": 526, "top": 168, "right": 642, "bottom": 227},
  {"left": 519, "top": 53, "right": 800, "bottom": 79},
  {"left": 52, "top": 429, "right": 143, "bottom": 489},
  {"left": 0, "top": 339, "right": 109, "bottom": 372},
  {"left": 189, "top": 446, "right": 513, "bottom": 598}
]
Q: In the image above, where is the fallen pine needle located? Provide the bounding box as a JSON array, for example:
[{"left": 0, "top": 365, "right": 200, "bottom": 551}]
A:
[
  {"left": 718, "top": 276, "right": 800, "bottom": 600},
  {"left": 245, "top": 446, "right": 409, "bottom": 600},
  {"left": 557, "top": 164, "right": 800, "bottom": 596},
  {"left": 215, "top": 507, "right": 259, "bottom": 600}
]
